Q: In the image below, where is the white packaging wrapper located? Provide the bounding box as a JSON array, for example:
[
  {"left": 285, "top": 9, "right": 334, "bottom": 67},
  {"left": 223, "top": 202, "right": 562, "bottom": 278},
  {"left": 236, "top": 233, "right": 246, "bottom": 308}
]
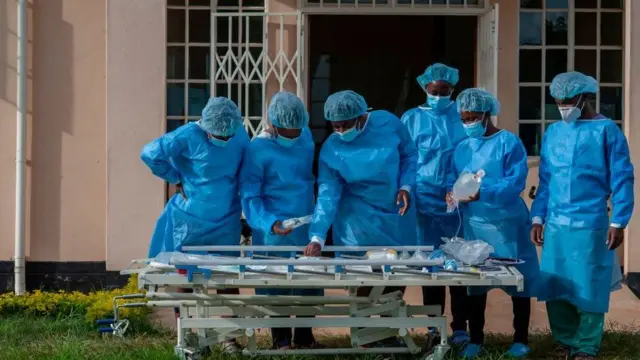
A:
[{"left": 282, "top": 215, "right": 313, "bottom": 230}]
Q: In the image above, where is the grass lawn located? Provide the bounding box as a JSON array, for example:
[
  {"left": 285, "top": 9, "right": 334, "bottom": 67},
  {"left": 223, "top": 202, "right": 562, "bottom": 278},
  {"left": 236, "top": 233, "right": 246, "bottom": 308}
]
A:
[{"left": 1, "top": 316, "right": 639, "bottom": 359}]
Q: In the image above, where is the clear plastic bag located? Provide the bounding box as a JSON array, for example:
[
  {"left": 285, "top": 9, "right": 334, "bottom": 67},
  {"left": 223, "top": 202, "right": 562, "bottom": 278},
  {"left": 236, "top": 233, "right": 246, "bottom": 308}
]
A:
[
  {"left": 296, "top": 256, "right": 326, "bottom": 273},
  {"left": 282, "top": 215, "right": 313, "bottom": 230},
  {"left": 365, "top": 249, "right": 398, "bottom": 261},
  {"left": 440, "top": 237, "right": 494, "bottom": 265},
  {"left": 447, "top": 170, "right": 486, "bottom": 213}
]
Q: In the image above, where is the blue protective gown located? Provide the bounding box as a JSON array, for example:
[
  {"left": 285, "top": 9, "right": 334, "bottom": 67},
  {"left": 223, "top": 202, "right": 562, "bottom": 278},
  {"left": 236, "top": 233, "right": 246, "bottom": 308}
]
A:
[
  {"left": 451, "top": 130, "right": 539, "bottom": 297},
  {"left": 240, "top": 128, "right": 316, "bottom": 250},
  {"left": 309, "top": 111, "right": 418, "bottom": 250},
  {"left": 531, "top": 118, "right": 634, "bottom": 313},
  {"left": 141, "top": 122, "right": 250, "bottom": 257},
  {"left": 401, "top": 103, "right": 467, "bottom": 247},
  {"left": 241, "top": 128, "right": 322, "bottom": 297}
]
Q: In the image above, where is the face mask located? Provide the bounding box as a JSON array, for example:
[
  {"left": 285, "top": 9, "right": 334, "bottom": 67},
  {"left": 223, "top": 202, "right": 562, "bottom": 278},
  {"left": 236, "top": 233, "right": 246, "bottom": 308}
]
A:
[
  {"left": 209, "top": 137, "right": 230, "bottom": 147},
  {"left": 558, "top": 106, "right": 582, "bottom": 123},
  {"left": 558, "top": 96, "right": 584, "bottom": 123},
  {"left": 276, "top": 135, "right": 298, "bottom": 148},
  {"left": 337, "top": 125, "right": 362, "bottom": 142},
  {"left": 463, "top": 118, "right": 487, "bottom": 138},
  {"left": 427, "top": 94, "right": 452, "bottom": 111}
]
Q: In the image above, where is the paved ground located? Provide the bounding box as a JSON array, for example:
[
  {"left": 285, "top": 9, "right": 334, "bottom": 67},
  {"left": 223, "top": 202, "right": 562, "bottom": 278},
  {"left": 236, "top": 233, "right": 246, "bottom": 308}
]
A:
[{"left": 152, "top": 286, "right": 640, "bottom": 335}]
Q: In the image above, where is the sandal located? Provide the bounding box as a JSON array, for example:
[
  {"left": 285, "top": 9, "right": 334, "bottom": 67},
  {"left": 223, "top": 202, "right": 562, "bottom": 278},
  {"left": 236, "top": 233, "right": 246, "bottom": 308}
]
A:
[
  {"left": 552, "top": 344, "right": 572, "bottom": 359},
  {"left": 221, "top": 341, "right": 242, "bottom": 354}
]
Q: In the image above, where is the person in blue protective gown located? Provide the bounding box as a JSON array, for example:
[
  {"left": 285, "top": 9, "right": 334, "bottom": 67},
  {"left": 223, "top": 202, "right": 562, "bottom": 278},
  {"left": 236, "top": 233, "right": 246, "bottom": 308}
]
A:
[
  {"left": 400, "top": 63, "right": 470, "bottom": 345},
  {"left": 240, "top": 91, "right": 323, "bottom": 350},
  {"left": 445, "top": 88, "right": 539, "bottom": 359},
  {"left": 303, "top": 90, "right": 417, "bottom": 255},
  {"left": 302, "top": 90, "right": 417, "bottom": 346},
  {"left": 530, "top": 72, "right": 634, "bottom": 360},
  {"left": 141, "top": 97, "right": 249, "bottom": 353}
]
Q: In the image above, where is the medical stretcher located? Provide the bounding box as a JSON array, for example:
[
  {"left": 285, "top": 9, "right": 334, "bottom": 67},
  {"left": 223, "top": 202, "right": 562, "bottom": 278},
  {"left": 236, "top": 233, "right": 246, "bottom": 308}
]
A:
[{"left": 112, "top": 245, "right": 524, "bottom": 360}]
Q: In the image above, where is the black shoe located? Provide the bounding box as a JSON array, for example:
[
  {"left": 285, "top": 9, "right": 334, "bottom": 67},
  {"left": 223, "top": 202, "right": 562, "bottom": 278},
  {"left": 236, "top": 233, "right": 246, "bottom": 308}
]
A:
[{"left": 572, "top": 353, "right": 596, "bottom": 360}]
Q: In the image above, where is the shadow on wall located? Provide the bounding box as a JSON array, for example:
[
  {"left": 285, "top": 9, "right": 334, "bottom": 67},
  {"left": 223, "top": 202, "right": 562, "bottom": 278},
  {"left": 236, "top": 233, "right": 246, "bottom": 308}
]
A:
[
  {"left": 29, "top": 0, "right": 73, "bottom": 265},
  {"left": 0, "top": 0, "right": 34, "bottom": 106}
]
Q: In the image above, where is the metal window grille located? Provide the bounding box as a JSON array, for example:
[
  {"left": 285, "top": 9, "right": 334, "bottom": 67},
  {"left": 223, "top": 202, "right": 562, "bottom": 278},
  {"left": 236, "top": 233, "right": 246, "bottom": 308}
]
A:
[{"left": 166, "top": 0, "right": 302, "bottom": 138}]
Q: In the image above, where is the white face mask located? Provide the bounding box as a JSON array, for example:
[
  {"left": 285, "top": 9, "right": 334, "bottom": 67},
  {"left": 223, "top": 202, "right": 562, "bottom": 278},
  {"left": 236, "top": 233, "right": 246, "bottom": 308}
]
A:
[
  {"left": 558, "top": 106, "right": 581, "bottom": 123},
  {"left": 557, "top": 96, "right": 584, "bottom": 123}
]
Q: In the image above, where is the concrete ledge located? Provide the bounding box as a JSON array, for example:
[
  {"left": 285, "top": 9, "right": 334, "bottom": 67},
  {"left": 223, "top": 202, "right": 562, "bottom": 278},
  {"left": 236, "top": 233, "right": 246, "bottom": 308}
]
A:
[
  {"left": 0, "top": 261, "right": 129, "bottom": 293},
  {"left": 626, "top": 272, "right": 640, "bottom": 299}
]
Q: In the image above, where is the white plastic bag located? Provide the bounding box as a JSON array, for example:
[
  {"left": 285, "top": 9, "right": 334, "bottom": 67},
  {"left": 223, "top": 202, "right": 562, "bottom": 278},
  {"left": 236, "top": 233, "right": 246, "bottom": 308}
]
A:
[
  {"left": 440, "top": 237, "right": 494, "bottom": 265},
  {"left": 282, "top": 215, "right": 313, "bottom": 230}
]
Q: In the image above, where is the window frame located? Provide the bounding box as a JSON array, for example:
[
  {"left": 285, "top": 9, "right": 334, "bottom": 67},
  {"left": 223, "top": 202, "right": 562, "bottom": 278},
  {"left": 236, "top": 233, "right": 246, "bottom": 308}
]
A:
[{"left": 517, "top": 0, "right": 625, "bottom": 156}]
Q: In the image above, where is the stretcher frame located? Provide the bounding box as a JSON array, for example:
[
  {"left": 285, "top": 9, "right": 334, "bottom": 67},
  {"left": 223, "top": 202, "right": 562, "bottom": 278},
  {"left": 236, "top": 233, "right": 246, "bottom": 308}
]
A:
[{"left": 120, "top": 245, "right": 524, "bottom": 360}]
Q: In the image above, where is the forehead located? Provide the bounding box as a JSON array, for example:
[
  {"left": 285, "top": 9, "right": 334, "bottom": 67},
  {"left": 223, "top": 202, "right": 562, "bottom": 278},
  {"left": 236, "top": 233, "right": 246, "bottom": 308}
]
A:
[
  {"left": 460, "top": 110, "right": 484, "bottom": 118},
  {"left": 427, "top": 80, "right": 453, "bottom": 90},
  {"left": 555, "top": 94, "right": 582, "bottom": 105}
]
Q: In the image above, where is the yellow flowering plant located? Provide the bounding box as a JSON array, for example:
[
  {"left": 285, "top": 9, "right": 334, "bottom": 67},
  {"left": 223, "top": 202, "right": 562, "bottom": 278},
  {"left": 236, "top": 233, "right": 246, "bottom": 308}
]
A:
[{"left": 0, "top": 276, "right": 150, "bottom": 329}]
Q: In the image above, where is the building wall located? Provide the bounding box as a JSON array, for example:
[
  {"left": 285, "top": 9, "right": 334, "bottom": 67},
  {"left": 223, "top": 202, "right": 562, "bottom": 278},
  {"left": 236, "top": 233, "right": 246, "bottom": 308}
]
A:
[
  {"left": 105, "top": 0, "right": 166, "bottom": 270},
  {"left": 0, "top": 0, "right": 636, "bottom": 279},
  {"left": 624, "top": 0, "right": 640, "bottom": 274},
  {"left": 0, "top": 0, "right": 106, "bottom": 263}
]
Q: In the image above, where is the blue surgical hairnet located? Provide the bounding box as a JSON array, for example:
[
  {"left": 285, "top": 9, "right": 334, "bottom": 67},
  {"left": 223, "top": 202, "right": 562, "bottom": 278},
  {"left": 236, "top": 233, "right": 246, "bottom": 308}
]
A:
[
  {"left": 457, "top": 88, "right": 501, "bottom": 116},
  {"left": 267, "top": 91, "right": 309, "bottom": 129},
  {"left": 550, "top": 71, "right": 599, "bottom": 100},
  {"left": 324, "top": 90, "right": 368, "bottom": 122},
  {"left": 416, "top": 63, "right": 460, "bottom": 88},
  {"left": 198, "top": 97, "right": 243, "bottom": 137}
]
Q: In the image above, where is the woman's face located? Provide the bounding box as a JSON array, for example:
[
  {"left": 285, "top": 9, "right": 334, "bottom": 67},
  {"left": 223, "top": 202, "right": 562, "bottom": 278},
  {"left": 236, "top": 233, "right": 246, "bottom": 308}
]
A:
[
  {"left": 460, "top": 110, "right": 486, "bottom": 125},
  {"left": 425, "top": 81, "right": 454, "bottom": 97}
]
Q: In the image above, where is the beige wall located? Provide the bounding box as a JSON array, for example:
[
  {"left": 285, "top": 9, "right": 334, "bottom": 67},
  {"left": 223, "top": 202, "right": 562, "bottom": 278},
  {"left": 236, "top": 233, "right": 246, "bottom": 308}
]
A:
[
  {"left": 0, "top": 0, "right": 106, "bottom": 262},
  {"left": 494, "top": 0, "right": 518, "bottom": 135},
  {"left": 106, "top": 0, "right": 166, "bottom": 270},
  {"left": 0, "top": 0, "right": 31, "bottom": 260},
  {"left": 624, "top": 0, "right": 639, "bottom": 273}
]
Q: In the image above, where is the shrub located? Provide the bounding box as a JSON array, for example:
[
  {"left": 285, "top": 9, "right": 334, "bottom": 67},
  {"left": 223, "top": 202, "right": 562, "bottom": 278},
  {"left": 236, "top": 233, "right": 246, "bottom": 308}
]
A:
[{"left": 0, "top": 276, "right": 151, "bottom": 329}]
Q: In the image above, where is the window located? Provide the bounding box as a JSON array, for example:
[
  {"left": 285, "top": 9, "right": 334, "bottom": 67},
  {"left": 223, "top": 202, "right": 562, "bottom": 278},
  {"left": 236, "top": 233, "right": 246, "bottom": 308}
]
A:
[
  {"left": 517, "top": 0, "right": 624, "bottom": 155},
  {"left": 166, "top": 0, "right": 265, "bottom": 134}
]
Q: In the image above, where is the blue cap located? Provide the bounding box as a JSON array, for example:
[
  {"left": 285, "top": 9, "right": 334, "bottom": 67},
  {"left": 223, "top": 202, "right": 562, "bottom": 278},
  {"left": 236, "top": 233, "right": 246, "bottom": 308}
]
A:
[
  {"left": 416, "top": 63, "right": 460, "bottom": 88},
  {"left": 268, "top": 92, "right": 309, "bottom": 129},
  {"left": 457, "top": 88, "right": 501, "bottom": 116},
  {"left": 550, "top": 71, "right": 599, "bottom": 100},
  {"left": 324, "top": 90, "right": 368, "bottom": 122},
  {"left": 198, "top": 97, "right": 243, "bottom": 137}
]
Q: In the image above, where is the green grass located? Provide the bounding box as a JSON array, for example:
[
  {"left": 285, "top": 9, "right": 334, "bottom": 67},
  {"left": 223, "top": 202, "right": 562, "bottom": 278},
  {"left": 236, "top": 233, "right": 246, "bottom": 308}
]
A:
[{"left": 0, "top": 316, "right": 639, "bottom": 359}]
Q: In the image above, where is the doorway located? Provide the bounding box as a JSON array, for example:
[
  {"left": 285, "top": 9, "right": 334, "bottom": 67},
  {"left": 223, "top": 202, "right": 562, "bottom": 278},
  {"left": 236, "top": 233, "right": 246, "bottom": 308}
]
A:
[{"left": 307, "top": 15, "right": 478, "bottom": 144}]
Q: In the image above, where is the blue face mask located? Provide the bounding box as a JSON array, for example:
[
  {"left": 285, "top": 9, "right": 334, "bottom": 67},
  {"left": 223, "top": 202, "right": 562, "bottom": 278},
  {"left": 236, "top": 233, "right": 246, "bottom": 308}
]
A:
[
  {"left": 463, "top": 118, "right": 487, "bottom": 138},
  {"left": 338, "top": 125, "right": 362, "bottom": 142},
  {"left": 209, "top": 136, "right": 230, "bottom": 147},
  {"left": 427, "top": 94, "right": 452, "bottom": 111},
  {"left": 276, "top": 135, "right": 298, "bottom": 148}
]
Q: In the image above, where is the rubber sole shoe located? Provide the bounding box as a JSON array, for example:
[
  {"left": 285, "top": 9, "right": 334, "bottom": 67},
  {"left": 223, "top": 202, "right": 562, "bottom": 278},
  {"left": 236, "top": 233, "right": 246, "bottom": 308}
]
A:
[
  {"left": 506, "top": 342, "right": 532, "bottom": 358},
  {"left": 460, "top": 343, "right": 482, "bottom": 359}
]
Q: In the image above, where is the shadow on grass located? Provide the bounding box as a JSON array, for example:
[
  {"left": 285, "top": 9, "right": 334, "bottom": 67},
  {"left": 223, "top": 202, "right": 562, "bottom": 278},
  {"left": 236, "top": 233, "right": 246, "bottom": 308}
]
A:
[{"left": 0, "top": 316, "right": 638, "bottom": 360}]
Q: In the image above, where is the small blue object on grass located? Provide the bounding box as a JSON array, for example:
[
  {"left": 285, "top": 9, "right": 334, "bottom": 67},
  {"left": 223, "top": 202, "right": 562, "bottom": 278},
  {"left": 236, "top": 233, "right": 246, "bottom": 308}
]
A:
[{"left": 505, "top": 342, "right": 532, "bottom": 358}]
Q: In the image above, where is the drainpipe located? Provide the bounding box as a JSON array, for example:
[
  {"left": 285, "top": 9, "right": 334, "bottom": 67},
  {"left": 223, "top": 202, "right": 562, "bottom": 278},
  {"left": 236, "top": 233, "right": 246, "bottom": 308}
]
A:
[{"left": 14, "top": 0, "right": 27, "bottom": 295}]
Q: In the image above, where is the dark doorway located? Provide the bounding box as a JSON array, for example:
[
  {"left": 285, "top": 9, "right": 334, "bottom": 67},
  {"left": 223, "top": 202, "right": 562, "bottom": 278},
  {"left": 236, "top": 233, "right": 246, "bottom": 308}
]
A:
[
  {"left": 307, "top": 15, "right": 477, "bottom": 145},
  {"left": 308, "top": 15, "right": 477, "bottom": 249}
]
